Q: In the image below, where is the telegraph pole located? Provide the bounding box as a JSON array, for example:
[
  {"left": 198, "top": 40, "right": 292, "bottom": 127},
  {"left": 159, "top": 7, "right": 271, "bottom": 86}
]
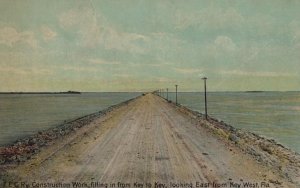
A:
[
  {"left": 202, "top": 77, "right": 208, "bottom": 120},
  {"left": 175, "top": 84, "right": 178, "bottom": 105},
  {"left": 166, "top": 88, "right": 168, "bottom": 100}
]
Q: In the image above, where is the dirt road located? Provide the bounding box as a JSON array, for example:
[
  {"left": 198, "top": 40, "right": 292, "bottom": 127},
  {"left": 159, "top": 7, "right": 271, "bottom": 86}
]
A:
[{"left": 2, "top": 94, "right": 298, "bottom": 187}]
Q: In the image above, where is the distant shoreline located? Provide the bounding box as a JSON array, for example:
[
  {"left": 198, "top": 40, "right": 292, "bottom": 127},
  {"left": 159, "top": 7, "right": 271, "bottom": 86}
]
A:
[
  {"left": 0, "top": 91, "right": 81, "bottom": 94},
  {"left": 0, "top": 91, "right": 299, "bottom": 94}
]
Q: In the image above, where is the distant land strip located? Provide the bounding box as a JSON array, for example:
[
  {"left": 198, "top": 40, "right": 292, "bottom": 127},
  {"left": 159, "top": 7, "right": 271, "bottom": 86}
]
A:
[{"left": 0, "top": 91, "right": 81, "bottom": 94}]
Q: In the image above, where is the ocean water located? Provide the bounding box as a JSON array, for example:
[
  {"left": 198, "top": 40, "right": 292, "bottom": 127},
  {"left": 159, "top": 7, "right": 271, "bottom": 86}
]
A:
[
  {"left": 165, "top": 91, "right": 300, "bottom": 153},
  {"left": 0, "top": 92, "right": 141, "bottom": 146}
]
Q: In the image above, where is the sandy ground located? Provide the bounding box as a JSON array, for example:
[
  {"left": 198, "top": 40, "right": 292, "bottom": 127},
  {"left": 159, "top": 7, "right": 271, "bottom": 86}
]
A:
[{"left": 1, "top": 93, "right": 298, "bottom": 188}]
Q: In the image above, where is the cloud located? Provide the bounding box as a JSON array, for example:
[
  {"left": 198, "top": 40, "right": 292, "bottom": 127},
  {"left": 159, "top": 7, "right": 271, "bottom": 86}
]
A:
[
  {"left": 149, "top": 32, "right": 184, "bottom": 50},
  {"left": 113, "top": 73, "right": 132, "bottom": 78},
  {"left": 0, "top": 26, "right": 38, "bottom": 48},
  {"left": 289, "top": 20, "right": 300, "bottom": 47},
  {"left": 199, "top": 35, "right": 237, "bottom": 58},
  {"left": 220, "top": 70, "right": 296, "bottom": 77},
  {"left": 247, "top": 13, "right": 280, "bottom": 37},
  {"left": 173, "top": 68, "right": 203, "bottom": 74},
  {"left": 59, "top": 7, "right": 148, "bottom": 52},
  {"left": 214, "top": 36, "right": 236, "bottom": 51},
  {"left": 138, "top": 60, "right": 172, "bottom": 68},
  {"left": 59, "top": 7, "right": 100, "bottom": 47},
  {"left": 155, "top": 77, "right": 173, "bottom": 83},
  {"left": 175, "top": 7, "right": 244, "bottom": 30},
  {"left": 40, "top": 26, "right": 57, "bottom": 41},
  {"left": 88, "top": 58, "right": 120, "bottom": 65},
  {"left": 102, "top": 27, "right": 148, "bottom": 53},
  {"left": 61, "top": 65, "right": 101, "bottom": 72},
  {"left": 0, "top": 66, "right": 52, "bottom": 75}
]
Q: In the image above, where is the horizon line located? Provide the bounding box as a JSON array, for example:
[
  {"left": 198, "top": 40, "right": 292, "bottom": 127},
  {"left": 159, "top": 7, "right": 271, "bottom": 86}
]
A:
[{"left": 1, "top": 90, "right": 300, "bottom": 93}]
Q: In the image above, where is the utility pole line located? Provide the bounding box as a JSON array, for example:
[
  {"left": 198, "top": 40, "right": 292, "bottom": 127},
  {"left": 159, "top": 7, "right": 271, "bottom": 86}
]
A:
[
  {"left": 175, "top": 84, "right": 178, "bottom": 105},
  {"left": 166, "top": 88, "right": 168, "bottom": 100},
  {"left": 202, "top": 77, "right": 208, "bottom": 120}
]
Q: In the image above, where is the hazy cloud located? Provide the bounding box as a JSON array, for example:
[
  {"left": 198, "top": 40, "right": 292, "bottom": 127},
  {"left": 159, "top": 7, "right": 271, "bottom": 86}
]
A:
[
  {"left": 220, "top": 70, "right": 296, "bottom": 77},
  {"left": 174, "top": 68, "right": 203, "bottom": 74},
  {"left": 113, "top": 73, "right": 132, "bottom": 78},
  {"left": 214, "top": 36, "right": 236, "bottom": 52},
  {"left": 102, "top": 27, "right": 148, "bottom": 53},
  {"left": 59, "top": 7, "right": 147, "bottom": 53},
  {"left": 61, "top": 65, "right": 102, "bottom": 73},
  {"left": 0, "top": 26, "right": 38, "bottom": 48},
  {"left": 40, "top": 26, "right": 57, "bottom": 41},
  {"left": 175, "top": 7, "right": 244, "bottom": 30},
  {"left": 88, "top": 58, "right": 120, "bottom": 65},
  {"left": 0, "top": 66, "right": 52, "bottom": 75},
  {"left": 289, "top": 20, "right": 300, "bottom": 46}
]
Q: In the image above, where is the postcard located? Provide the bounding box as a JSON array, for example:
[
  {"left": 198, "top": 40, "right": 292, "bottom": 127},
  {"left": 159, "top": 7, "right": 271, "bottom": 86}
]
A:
[{"left": 0, "top": 1, "right": 299, "bottom": 188}]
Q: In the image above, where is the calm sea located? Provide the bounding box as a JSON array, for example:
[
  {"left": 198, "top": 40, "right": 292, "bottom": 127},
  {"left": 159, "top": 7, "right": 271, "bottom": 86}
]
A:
[
  {"left": 165, "top": 91, "right": 300, "bottom": 153},
  {"left": 0, "top": 92, "right": 141, "bottom": 146}
]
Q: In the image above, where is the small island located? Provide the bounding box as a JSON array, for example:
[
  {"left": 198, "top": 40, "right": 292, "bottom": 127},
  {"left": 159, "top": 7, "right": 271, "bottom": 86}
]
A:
[
  {"left": 0, "top": 91, "right": 81, "bottom": 94},
  {"left": 245, "top": 91, "right": 264, "bottom": 93}
]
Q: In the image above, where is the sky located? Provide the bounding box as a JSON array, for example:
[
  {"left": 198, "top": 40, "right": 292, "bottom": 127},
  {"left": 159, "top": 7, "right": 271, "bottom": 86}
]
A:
[{"left": 0, "top": 0, "right": 300, "bottom": 92}]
